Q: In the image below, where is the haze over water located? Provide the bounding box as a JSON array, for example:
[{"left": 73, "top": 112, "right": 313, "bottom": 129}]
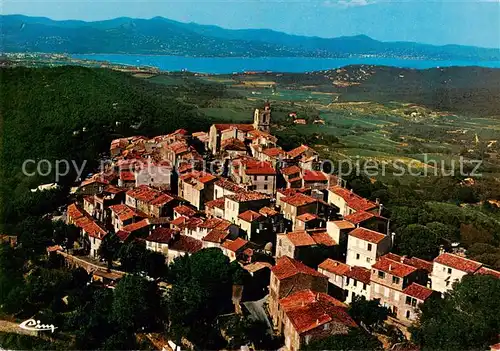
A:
[{"left": 72, "top": 54, "right": 500, "bottom": 74}]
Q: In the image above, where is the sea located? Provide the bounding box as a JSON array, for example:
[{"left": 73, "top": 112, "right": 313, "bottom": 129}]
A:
[{"left": 71, "top": 54, "right": 500, "bottom": 74}]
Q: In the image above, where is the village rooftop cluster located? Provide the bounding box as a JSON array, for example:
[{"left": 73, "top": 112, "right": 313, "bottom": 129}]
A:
[{"left": 60, "top": 103, "right": 500, "bottom": 351}]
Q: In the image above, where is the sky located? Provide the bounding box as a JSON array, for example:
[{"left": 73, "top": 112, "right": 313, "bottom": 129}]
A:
[{"left": 3, "top": 0, "right": 500, "bottom": 48}]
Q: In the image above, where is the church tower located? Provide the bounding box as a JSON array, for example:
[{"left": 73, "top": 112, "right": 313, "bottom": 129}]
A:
[{"left": 253, "top": 102, "right": 271, "bottom": 133}]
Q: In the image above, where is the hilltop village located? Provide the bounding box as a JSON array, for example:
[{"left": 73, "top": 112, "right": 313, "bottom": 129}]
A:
[{"left": 64, "top": 103, "right": 500, "bottom": 350}]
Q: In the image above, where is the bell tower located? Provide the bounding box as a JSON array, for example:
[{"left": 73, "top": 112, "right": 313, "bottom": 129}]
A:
[{"left": 253, "top": 102, "right": 271, "bottom": 133}]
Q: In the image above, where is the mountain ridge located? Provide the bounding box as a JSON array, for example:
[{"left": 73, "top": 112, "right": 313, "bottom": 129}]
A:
[{"left": 2, "top": 14, "right": 500, "bottom": 60}]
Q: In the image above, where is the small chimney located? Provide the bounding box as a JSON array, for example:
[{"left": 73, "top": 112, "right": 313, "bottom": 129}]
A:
[
  {"left": 376, "top": 198, "right": 380, "bottom": 205},
  {"left": 389, "top": 264, "right": 392, "bottom": 271},
  {"left": 350, "top": 188, "right": 353, "bottom": 193},
  {"left": 439, "top": 245, "right": 445, "bottom": 255},
  {"left": 316, "top": 292, "right": 320, "bottom": 301},
  {"left": 316, "top": 319, "right": 320, "bottom": 325},
  {"left": 401, "top": 255, "right": 406, "bottom": 263},
  {"left": 391, "top": 232, "right": 396, "bottom": 247}
]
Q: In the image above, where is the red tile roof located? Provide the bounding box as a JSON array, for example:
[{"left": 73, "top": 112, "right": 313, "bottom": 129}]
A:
[
  {"left": 226, "top": 191, "right": 270, "bottom": 203},
  {"left": 283, "top": 231, "right": 316, "bottom": 247},
  {"left": 174, "top": 205, "right": 197, "bottom": 218},
  {"left": 475, "top": 266, "right": 500, "bottom": 279},
  {"left": 303, "top": 170, "right": 328, "bottom": 182},
  {"left": 281, "top": 193, "right": 317, "bottom": 207},
  {"left": 214, "top": 178, "right": 243, "bottom": 193},
  {"left": 170, "top": 216, "right": 187, "bottom": 227},
  {"left": 67, "top": 203, "right": 85, "bottom": 221},
  {"left": 259, "top": 206, "right": 279, "bottom": 217},
  {"left": 344, "top": 211, "right": 376, "bottom": 224},
  {"left": 296, "top": 213, "right": 318, "bottom": 222},
  {"left": 262, "top": 147, "right": 286, "bottom": 158},
  {"left": 169, "top": 235, "right": 202, "bottom": 254},
  {"left": 277, "top": 187, "right": 311, "bottom": 197},
  {"left": 403, "top": 283, "right": 434, "bottom": 301},
  {"left": 83, "top": 196, "right": 95, "bottom": 205},
  {"left": 345, "top": 266, "right": 371, "bottom": 284},
  {"left": 271, "top": 256, "right": 326, "bottom": 280},
  {"left": 310, "top": 231, "right": 337, "bottom": 246},
  {"left": 127, "top": 186, "right": 162, "bottom": 203},
  {"left": 202, "top": 229, "right": 230, "bottom": 244},
  {"left": 404, "top": 257, "right": 434, "bottom": 274},
  {"left": 120, "top": 171, "right": 135, "bottom": 182},
  {"left": 434, "top": 253, "right": 482, "bottom": 274},
  {"left": 205, "top": 198, "right": 225, "bottom": 209},
  {"left": 121, "top": 219, "right": 149, "bottom": 233},
  {"left": 104, "top": 185, "right": 126, "bottom": 194},
  {"left": 146, "top": 228, "right": 177, "bottom": 244},
  {"left": 372, "top": 256, "right": 417, "bottom": 278},
  {"left": 149, "top": 193, "right": 175, "bottom": 206},
  {"left": 329, "top": 186, "right": 378, "bottom": 212},
  {"left": 221, "top": 138, "right": 247, "bottom": 151},
  {"left": 74, "top": 217, "right": 107, "bottom": 240},
  {"left": 116, "top": 230, "right": 131, "bottom": 242},
  {"left": 282, "top": 165, "right": 302, "bottom": 176},
  {"left": 238, "top": 210, "right": 263, "bottom": 222},
  {"left": 109, "top": 204, "right": 138, "bottom": 222},
  {"left": 329, "top": 220, "right": 356, "bottom": 230},
  {"left": 288, "top": 145, "right": 314, "bottom": 159},
  {"left": 349, "top": 227, "right": 387, "bottom": 244},
  {"left": 279, "top": 290, "right": 357, "bottom": 334},
  {"left": 319, "top": 259, "right": 350, "bottom": 276},
  {"left": 222, "top": 237, "right": 248, "bottom": 252}
]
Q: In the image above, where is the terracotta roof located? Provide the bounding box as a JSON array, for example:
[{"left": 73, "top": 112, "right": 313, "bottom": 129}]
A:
[
  {"left": 288, "top": 144, "right": 313, "bottom": 159},
  {"left": 174, "top": 205, "right": 197, "bottom": 218},
  {"left": 372, "top": 256, "right": 417, "bottom": 278},
  {"left": 475, "top": 266, "right": 500, "bottom": 279},
  {"left": 281, "top": 193, "right": 317, "bottom": 207},
  {"left": 126, "top": 186, "right": 162, "bottom": 203},
  {"left": 242, "top": 261, "right": 273, "bottom": 273},
  {"left": 281, "top": 165, "right": 302, "bottom": 176},
  {"left": 213, "top": 123, "right": 254, "bottom": 132},
  {"left": 109, "top": 204, "right": 138, "bottom": 222},
  {"left": 329, "top": 186, "right": 378, "bottom": 212},
  {"left": 170, "top": 216, "right": 188, "bottom": 227},
  {"left": 202, "top": 229, "right": 230, "bottom": 244},
  {"left": 146, "top": 228, "right": 177, "bottom": 244},
  {"left": 177, "top": 163, "right": 193, "bottom": 174},
  {"left": 329, "top": 220, "right": 356, "bottom": 230},
  {"left": 120, "top": 171, "right": 135, "bottom": 182},
  {"left": 303, "top": 170, "right": 328, "bottom": 182},
  {"left": 116, "top": 230, "right": 131, "bottom": 242},
  {"left": 104, "top": 185, "right": 126, "bottom": 194},
  {"left": 221, "top": 138, "right": 247, "bottom": 151},
  {"left": 404, "top": 257, "right": 434, "bottom": 274},
  {"left": 491, "top": 343, "right": 500, "bottom": 351},
  {"left": 199, "top": 217, "right": 231, "bottom": 231},
  {"left": 222, "top": 237, "right": 248, "bottom": 252},
  {"left": 238, "top": 210, "right": 263, "bottom": 222},
  {"left": 345, "top": 266, "right": 371, "bottom": 284},
  {"left": 271, "top": 256, "right": 326, "bottom": 280},
  {"left": 282, "top": 231, "right": 316, "bottom": 247},
  {"left": 277, "top": 188, "right": 311, "bottom": 197},
  {"left": 403, "top": 283, "right": 434, "bottom": 301},
  {"left": 259, "top": 206, "right": 279, "bottom": 217},
  {"left": 149, "top": 193, "right": 175, "bottom": 206},
  {"left": 80, "top": 175, "right": 110, "bottom": 187},
  {"left": 279, "top": 290, "right": 357, "bottom": 334},
  {"left": 181, "top": 217, "right": 204, "bottom": 230},
  {"left": 262, "top": 147, "right": 286, "bottom": 158},
  {"left": 310, "top": 231, "right": 337, "bottom": 246},
  {"left": 67, "top": 203, "right": 85, "bottom": 221},
  {"left": 434, "top": 253, "right": 482, "bottom": 274},
  {"left": 74, "top": 217, "right": 107, "bottom": 240},
  {"left": 83, "top": 196, "right": 95, "bottom": 205},
  {"left": 296, "top": 213, "right": 318, "bottom": 222},
  {"left": 319, "top": 259, "right": 350, "bottom": 276},
  {"left": 226, "top": 191, "right": 270, "bottom": 203},
  {"left": 121, "top": 219, "right": 149, "bottom": 233},
  {"left": 214, "top": 178, "right": 243, "bottom": 193},
  {"left": 205, "top": 198, "right": 226, "bottom": 210},
  {"left": 344, "top": 211, "right": 376, "bottom": 224},
  {"left": 349, "top": 227, "right": 387, "bottom": 244},
  {"left": 169, "top": 235, "right": 202, "bottom": 254}
]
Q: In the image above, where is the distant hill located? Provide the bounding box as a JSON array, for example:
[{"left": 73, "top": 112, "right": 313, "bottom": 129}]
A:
[{"left": 2, "top": 15, "right": 500, "bottom": 60}]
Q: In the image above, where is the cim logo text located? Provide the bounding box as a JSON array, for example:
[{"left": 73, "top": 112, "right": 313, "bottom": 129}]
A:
[{"left": 19, "top": 319, "right": 57, "bottom": 333}]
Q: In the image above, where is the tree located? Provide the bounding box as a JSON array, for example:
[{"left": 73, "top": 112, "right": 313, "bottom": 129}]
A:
[
  {"left": 303, "top": 328, "right": 383, "bottom": 351},
  {"left": 396, "top": 224, "right": 439, "bottom": 260},
  {"left": 98, "top": 233, "right": 121, "bottom": 270},
  {"left": 111, "top": 274, "right": 162, "bottom": 331},
  {"left": 52, "top": 221, "right": 80, "bottom": 250},
  {"left": 118, "top": 241, "right": 148, "bottom": 272},
  {"left": 144, "top": 251, "right": 168, "bottom": 279},
  {"left": 411, "top": 274, "right": 500, "bottom": 350},
  {"left": 222, "top": 315, "right": 273, "bottom": 349},
  {"left": 348, "top": 296, "right": 390, "bottom": 331}
]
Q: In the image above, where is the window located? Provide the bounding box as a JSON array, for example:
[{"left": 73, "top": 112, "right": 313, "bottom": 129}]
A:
[
  {"left": 363, "top": 283, "right": 367, "bottom": 290},
  {"left": 406, "top": 310, "right": 411, "bottom": 319},
  {"left": 447, "top": 268, "right": 452, "bottom": 274},
  {"left": 378, "top": 271, "right": 385, "bottom": 279},
  {"left": 366, "top": 257, "right": 371, "bottom": 263},
  {"left": 265, "top": 175, "right": 268, "bottom": 181},
  {"left": 392, "top": 276, "right": 400, "bottom": 284},
  {"left": 264, "top": 184, "right": 268, "bottom": 190},
  {"left": 356, "top": 253, "right": 360, "bottom": 260},
  {"left": 254, "top": 175, "right": 257, "bottom": 180},
  {"left": 353, "top": 280, "right": 357, "bottom": 287},
  {"left": 346, "top": 277, "right": 350, "bottom": 285},
  {"left": 367, "top": 243, "right": 372, "bottom": 251}
]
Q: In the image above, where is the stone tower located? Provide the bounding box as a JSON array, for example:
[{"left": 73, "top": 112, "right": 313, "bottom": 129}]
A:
[{"left": 253, "top": 102, "right": 271, "bottom": 133}]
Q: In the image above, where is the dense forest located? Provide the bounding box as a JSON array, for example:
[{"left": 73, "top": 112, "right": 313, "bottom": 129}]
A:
[{"left": 0, "top": 66, "right": 223, "bottom": 231}]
